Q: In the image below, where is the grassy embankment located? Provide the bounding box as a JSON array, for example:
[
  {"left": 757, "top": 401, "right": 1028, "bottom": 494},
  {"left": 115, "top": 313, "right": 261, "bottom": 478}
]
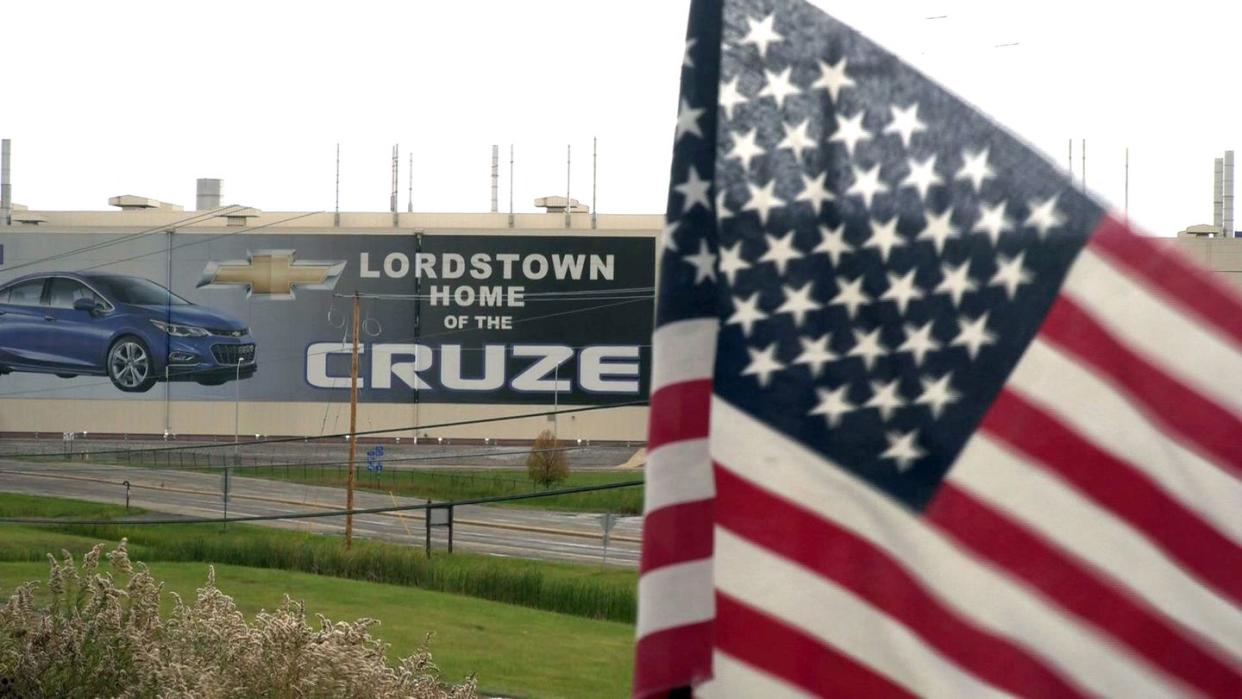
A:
[
  {"left": 0, "top": 493, "right": 636, "bottom": 622},
  {"left": 0, "top": 492, "right": 638, "bottom": 698}
]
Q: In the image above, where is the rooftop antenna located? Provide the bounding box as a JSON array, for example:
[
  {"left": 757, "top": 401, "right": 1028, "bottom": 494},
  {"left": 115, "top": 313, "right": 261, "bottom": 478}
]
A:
[
  {"left": 1224, "top": 150, "right": 1235, "bottom": 238},
  {"left": 592, "top": 136, "right": 598, "bottom": 230},
  {"left": 1081, "top": 138, "right": 1086, "bottom": 192},
  {"left": 407, "top": 153, "right": 413, "bottom": 213},
  {"left": 390, "top": 144, "right": 399, "bottom": 227},
  {"left": 508, "top": 144, "right": 515, "bottom": 228},
  {"left": 1124, "top": 147, "right": 1129, "bottom": 225},
  {"left": 490, "top": 145, "right": 499, "bottom": 213},
  {"left": 565, "top": 144, "right": 572, "bottom": 229},
  {"left": 1067, "top": 139, "right": 1073, "bottom": 183},
  {"left": 1, "top": 139, "right": 11, "bottom": 226},
  {"left": 1214, "top": 157, "right": 1224, "bottom": 233},
  {"left": 334, "top": 143, "right": 341, "bottom": 227}
]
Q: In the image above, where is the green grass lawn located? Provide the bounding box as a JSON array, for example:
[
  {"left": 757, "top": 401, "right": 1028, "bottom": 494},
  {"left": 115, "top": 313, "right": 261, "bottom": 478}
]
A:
[{"left": 0, "top": 559, "right": 635, "bottom": 699}]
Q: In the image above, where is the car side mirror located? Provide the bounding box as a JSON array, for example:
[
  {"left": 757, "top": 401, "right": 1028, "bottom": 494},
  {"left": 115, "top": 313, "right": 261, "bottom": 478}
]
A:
[{"left": 73, "top": 298, "right": 102, "bottom": 314}]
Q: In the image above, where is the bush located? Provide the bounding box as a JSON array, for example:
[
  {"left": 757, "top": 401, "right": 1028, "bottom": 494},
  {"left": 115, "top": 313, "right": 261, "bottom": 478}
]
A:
[
  {"left": 0, "top": 541, "right": 478, "bottom": 698},
  {"left": 525, "top": 430, "right": 569, "bottom": 489}
]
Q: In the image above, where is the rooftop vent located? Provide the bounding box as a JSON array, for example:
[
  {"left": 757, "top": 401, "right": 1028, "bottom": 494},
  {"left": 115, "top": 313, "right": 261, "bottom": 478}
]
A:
[
  {"left": 534, "top": 195, "right": 589, "bottom": 213},
  {"left": 108, "top": 195, "right": 184, "bottom": 212}
]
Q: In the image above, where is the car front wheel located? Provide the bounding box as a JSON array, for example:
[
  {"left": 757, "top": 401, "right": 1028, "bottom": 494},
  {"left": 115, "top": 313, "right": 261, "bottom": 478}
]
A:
[{"left": 107, "top": 337, "right": 157, "bottom": 393}]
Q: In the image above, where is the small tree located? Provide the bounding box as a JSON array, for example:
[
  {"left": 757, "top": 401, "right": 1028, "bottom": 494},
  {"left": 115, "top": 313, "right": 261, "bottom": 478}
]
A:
[{"left": 526, "top": 429, "right": 569, "bottom": 489}]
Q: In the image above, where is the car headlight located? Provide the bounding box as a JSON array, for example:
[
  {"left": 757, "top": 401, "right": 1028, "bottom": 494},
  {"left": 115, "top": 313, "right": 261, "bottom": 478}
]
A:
[{"left": 150, "top": 319, "right": 210, "bottom": 337}]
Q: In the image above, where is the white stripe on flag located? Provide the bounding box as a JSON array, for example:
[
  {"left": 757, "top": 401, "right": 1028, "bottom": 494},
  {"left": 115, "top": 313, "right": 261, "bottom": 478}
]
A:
[
  {"left": 697, "top": 650, "right": 812, "bottom": 699},
  {"left": 651, "top": 317, "right": 718, "bottom": 391},
  {"left": 1007, "top": 338, "right": 1242, "bottom": 544},
  {"left": 714, "top": 528, "right": 1010, "bottom": 699},
  {"left": 636, "top": 558, "right": 714, "bottom": 638},
  {"left": 949, "top": 432, "right": 1242, "bottom": 661},
  {"left": 1063, "top": 247, "right": 1242, "bottom": 418},
  {"left": 643, "top": 438, "right": 713, "bottom": 513},
  {"left": 710, "top": 397, "right": 1189, "bottom": 698}
]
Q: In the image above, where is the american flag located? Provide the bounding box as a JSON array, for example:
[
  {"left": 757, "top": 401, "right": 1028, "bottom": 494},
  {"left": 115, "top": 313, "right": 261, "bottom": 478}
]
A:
[{"left": 635, "top": 0, "right": 1242, "bottom": 697}]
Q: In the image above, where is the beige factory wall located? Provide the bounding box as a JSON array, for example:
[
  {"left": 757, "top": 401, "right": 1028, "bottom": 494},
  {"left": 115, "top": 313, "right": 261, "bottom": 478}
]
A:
[
  {"left": 0, "top": 399, "right": 648, "bottom": 442},
  {"left": 1170, "top": 237, "right": 1242, "bottom": 290}
]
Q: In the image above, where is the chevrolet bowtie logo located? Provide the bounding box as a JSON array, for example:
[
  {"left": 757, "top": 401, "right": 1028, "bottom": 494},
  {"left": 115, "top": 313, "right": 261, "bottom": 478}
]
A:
[{"left": 198, "top": 250, "right": 346, "bottom": 299}]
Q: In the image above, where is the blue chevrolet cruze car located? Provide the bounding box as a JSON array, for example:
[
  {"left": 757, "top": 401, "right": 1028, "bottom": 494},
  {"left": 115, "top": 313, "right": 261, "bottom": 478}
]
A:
[{"left": 0, "top": 272, "right": 256, "bottom": 392}]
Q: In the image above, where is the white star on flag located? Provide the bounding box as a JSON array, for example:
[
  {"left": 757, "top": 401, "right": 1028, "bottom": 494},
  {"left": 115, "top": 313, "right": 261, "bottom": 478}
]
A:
[
  {"left": 883, "top": 103, "right": 927, "bottom": 148},
  {"left": 829, "top": 275, "right": 871, "bottom": 318},
  {"left": 914, "top": 372, "right": 960, "bottom": 418},
  {"left": 1025, "top": 195, "right": 1065, "bottom": 237},
  {"left": 934, "top": 260, "right": 977, "bottom": 307},
  {"left": 950, "top": 312, "right": 996, "bottom": 359},
  {"left": 682, "top": 239, "right": 716, "bottom": 285},
  {"left": 718, "top": 76, "right": 748, "bottom": 120},
  {"left": 742, "top": 179, "right": 785, "bottom": 225},
  {"left": 809, "top": 384, "right": 854, "bottom": 427},
  {"left": 775, "top": 282, "right": 822, "bottom": 326},
  {"left": 881, "top": 429, "right": 926, "bottom": 471},
  {"left": 956, "top": 147, "right": 996, "bottom": 193},
  {"left": 879, "top": 268, "right": 925, "bottom": 315},
  {"left": 865, "top": 378, "right": 906, "bottom": 421},
  {"left": 728, "top": 128, "right": 766, "bottom": 170},
  {"left": 793, "top": 334, "right": 838, "bottom": 377},
  {"left": 795, "top": 172, "right": 835, "bottom": 213},
  {"left": 675, "top": 99, "right": 704, "bottom": 142},
  {"left": 742, "top": 343, "right": 785, "bottom": 387},
  {"left": 726, "top": 292, "right": 768, "bottom": 337},
  {"left": 813, "top": 224, "right": 852, "bottom": 265},
  {"left": 739, "top": 14, "right": 783, "bottom": 59},
  {"left": 916, "top": 206, "right": 959, "bottom": 254},
  {"left": 718, "top": 241, "right": 751, "bottom": 285},
  {"left": 847, "top": 164, "right": 889, "bottom": 210},
  {"left": 811, "top": 56, "right": 854, "bottom": 102},
  {"left": 898, "top": 321, "right": 942, "bottom": 365},
  {"left": 861, "top": 215, "right": 904, "bottom": 262},
  {"left": 829, "top": 111, "right": 872, "bottom": 158},
  {"left": 901, "top": 155, "right": 944, "bottom": 202},
  {"left": 847, "top": 326, "right": 887, "bottom": 370},
  {"left": 758, "top": 67, "right": 801, "bottom": 108},
  {"left": 758, "top": 231, "right": 803, "bottom": 275},
  {"left": 778, "top": 119, "right": 815, "bottom": 159},
  {"left": 989, "top": 252, "right": 1034, "bottom": 299},
  {"left": 972, "top": 201, "right": 1014, "bottom": 246},
  {"left": 674, "top": 167, "right": 712, "bottom": 213}
]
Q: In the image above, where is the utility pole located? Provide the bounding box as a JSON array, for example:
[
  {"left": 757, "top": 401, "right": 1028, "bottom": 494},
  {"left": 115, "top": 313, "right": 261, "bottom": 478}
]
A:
[{"left": 345, "top": 292, "right": 361, "bottom": 549}]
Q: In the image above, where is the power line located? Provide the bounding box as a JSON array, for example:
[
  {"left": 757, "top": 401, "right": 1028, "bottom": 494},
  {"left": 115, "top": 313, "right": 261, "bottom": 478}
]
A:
[{"left": 0, "top": 205, "right": 247, "bottom": 278}]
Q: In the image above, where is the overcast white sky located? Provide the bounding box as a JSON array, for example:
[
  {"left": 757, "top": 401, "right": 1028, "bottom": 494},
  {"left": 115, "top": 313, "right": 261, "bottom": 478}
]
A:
[{"left": 3, "top": 1, "right": 1238, "bottom": 236}]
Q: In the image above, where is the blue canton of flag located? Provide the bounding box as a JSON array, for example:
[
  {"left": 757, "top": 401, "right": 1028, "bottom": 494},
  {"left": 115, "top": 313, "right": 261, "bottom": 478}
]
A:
[{"left": 636, "top": 1, "right": 1242, "bottom": 697}]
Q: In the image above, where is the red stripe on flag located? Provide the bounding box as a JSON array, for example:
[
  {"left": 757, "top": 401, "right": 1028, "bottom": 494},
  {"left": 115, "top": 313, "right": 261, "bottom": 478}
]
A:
[
  {"left": 980, "top": 387, "right": 1242, "bottom": 606},
  {"left": 646, "top": 379, "right": 712, "bottom": 451},
  {"left": 1040, "top": 295, "right": 1242, "bottom": 481},
  {"left": 928, "top": 483, "right": 1242, "bottom": 697},
  {"left": 640, "top": 498, "right": 714, "bottom": 573},
  {"left": 714, "top": 592, "right": 917, "bottom": 698},
  {"left": 1090, "top": 216, "right": 1242, "bottom": 352},
  {"left": 632, "top": 620, "right": 713, "bottom": 699},
  {"left": 713, "top": 464, "right": 1086, "bottom": 698}
]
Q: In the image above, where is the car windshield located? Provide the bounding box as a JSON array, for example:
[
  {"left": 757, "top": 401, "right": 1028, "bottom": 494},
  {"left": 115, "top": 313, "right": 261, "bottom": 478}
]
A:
[{"left": 90, "top": 276, "right": 190, "bottom": 306}]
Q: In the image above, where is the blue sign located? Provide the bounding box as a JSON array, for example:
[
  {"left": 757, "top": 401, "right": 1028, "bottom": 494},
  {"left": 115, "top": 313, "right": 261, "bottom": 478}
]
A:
[{"left": 366, "top": 445, "right": 384, "bottom": 473}]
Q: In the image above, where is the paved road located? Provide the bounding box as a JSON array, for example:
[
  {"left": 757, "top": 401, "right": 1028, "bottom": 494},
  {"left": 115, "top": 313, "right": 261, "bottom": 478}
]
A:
[
  {"left": 0, "top": 459, "right": 642, "bottom": 567},
  {"left": 0, "top": 439, "right": 644, "bottom": 471}
]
